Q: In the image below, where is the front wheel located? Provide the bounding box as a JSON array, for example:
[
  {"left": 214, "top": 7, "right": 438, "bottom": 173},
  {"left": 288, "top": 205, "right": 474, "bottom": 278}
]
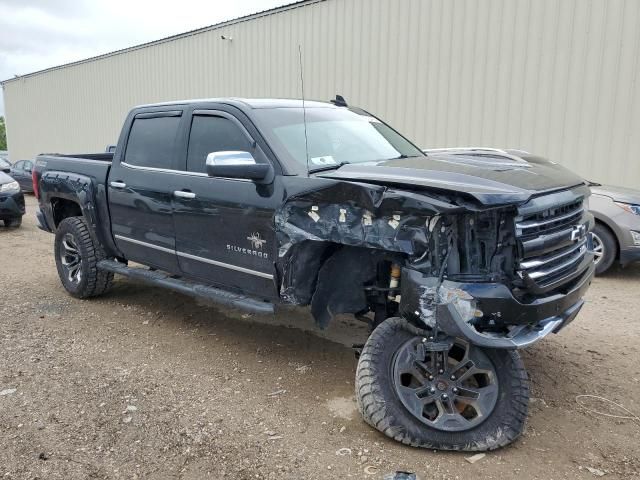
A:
[
  {"left": 54, "top": 217, "right": 113, "bottom": 298},
  {"left": 355, "top": 317, "right": 529, "bottom": 451},
  {"left": 3, "top": 217, "right": 22, "bottom": 228},
  {"left": 592, "top": 224, "right": 617, "bottom": 275}
]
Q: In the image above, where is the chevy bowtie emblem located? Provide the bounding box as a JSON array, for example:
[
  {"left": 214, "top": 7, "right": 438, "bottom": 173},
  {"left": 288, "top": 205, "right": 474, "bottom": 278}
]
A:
[
  {"left": 247, "top": 232, "right": 266, "bottom": 250},
  {"left": 570, "top": 224, "right": 587, "bottom": 241}
]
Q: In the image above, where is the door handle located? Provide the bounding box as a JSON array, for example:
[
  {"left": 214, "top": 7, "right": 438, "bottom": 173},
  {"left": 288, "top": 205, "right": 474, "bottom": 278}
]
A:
[
  {"left": 174, "top": 190, "right": 196, "bottom": 199},
  {"left": 110, "top": 181, "right": 127, "bottom": 189}
]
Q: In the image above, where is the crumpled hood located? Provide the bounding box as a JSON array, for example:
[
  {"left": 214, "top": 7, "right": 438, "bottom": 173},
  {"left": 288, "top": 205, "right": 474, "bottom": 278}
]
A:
[
  {"left": 590, "top": 184, "right": 640, "bottom": 205},
  {"left": 318, "top": 149, "right": 586, "bottom": 206}
]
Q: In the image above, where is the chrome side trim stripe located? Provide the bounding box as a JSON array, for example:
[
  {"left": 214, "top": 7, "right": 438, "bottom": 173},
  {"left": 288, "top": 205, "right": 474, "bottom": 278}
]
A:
[
  {"left": 115, "top": 234, "right": 175, "bottom": 254},
  {"left": 120, "top": 161, "right": 208, "bottom": 177},
  {"left": 119, "top": 161, "right": 251, "bottom": 181},
  {"left": 176, "top": 251, "right": 274, "bottom": 279},
  {"left": 114, "top": 235, "right": 274, "bottom": 280}
]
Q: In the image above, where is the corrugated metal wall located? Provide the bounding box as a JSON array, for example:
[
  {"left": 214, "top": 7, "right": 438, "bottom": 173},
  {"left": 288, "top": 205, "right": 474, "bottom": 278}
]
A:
[{"left": 3, "top": 0, "right": 639, "bottom": 188}]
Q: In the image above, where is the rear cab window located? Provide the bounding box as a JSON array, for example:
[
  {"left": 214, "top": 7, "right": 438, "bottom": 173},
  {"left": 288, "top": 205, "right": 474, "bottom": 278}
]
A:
[{"left": 124, "top": 112, "right": 182, "bottom": 170}]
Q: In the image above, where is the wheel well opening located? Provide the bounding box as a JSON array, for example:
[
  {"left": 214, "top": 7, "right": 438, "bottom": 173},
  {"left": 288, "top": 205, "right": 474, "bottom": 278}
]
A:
[
  {"left": 51, "top": 198, "right": 82, "bottom": 227},
  {"left": 308, "top": 245, "right": 405, "bottom": 328},
  {"left": 594, "top": 219, "right": 619, "bottom": 260}
]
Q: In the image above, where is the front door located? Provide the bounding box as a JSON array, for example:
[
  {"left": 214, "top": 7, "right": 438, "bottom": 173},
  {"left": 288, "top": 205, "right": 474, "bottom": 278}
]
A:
[
  {"left": 108, "top": 110, "right": 185, "bottom": 273},
  {"left": 171, "top": 108, "right": 280, "bottom": 299}
]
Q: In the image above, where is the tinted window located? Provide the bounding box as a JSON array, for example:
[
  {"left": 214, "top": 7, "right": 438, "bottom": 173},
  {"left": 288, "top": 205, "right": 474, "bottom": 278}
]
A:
[
  {"left": 125, "top": 115, "right": 181, "bottom": 169},
  {"left": 187, "top": 115, "right": 253, "bottom": 173}
]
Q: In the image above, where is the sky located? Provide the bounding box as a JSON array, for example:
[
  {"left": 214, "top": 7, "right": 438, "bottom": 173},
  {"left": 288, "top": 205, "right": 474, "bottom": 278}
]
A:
[{"left": 0, "top": 0, "right": 295, "bottom": 115}]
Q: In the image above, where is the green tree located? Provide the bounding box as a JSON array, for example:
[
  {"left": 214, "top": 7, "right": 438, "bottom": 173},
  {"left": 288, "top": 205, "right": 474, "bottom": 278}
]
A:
[{"left": 0, "top": 116, "right": 7, "bottom": 151}]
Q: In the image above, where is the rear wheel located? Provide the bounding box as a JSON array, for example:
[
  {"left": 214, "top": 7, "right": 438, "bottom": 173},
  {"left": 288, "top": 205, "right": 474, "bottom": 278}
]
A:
[
  {"left": 356, "top": 317, "right": 529, "bottom": 451},
  {"left": 54, "top": 217, "right": 113, "bottom": 298},
  {"left": 592, "top": 223, "right": 617, "bottom": 275},
  {"left": 3, "top": 217, "right": 22, "bottom": 228}
]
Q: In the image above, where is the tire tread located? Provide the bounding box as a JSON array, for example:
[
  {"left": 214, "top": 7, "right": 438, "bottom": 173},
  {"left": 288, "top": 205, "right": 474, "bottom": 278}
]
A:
[{"left": 56, "top": 217, "right": 113, "bottom": 298}]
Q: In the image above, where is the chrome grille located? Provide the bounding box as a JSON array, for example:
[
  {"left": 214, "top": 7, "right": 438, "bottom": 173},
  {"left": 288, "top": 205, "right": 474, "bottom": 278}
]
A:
[
  {"left": 515, "top": 194, "right": 591, "bottom": 290},
  {"left": 515, "top": 199, "right": 583, "bottom": 238}
]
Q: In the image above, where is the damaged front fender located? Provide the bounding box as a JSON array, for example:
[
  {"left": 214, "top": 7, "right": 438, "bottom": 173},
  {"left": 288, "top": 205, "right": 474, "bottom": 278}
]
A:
[
  {"left": 275, "top": 181, "right": 462, "bottom": 256},
  {"left": 274, "top": 180, "right": 463, "bottom": 313}
]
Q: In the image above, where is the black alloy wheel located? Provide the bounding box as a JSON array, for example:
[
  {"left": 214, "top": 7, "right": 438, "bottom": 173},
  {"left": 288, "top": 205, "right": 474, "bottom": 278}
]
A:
[{"left": 392, "top": 337, "right": 499, "bottom": 432}]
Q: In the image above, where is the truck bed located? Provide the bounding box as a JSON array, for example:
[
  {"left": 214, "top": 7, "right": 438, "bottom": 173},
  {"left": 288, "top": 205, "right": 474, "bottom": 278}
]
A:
[{"left": 36, "top": 153, "right": 113, "bottom": 180}]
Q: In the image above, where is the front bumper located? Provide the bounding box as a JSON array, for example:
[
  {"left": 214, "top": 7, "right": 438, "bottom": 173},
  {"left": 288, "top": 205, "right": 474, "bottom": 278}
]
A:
[
  {"left": 0, "top": 191, "right": 25, "bottom": 220},
  {"left": 619, "top": 247, "right": 640, "bottom": 266},
  {"left": 400, "top": 262, "right": 594, "bottom": 349}
]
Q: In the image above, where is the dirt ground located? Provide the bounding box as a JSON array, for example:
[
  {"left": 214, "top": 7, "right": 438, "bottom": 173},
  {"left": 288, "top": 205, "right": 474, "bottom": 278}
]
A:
[{"left": 1, "top": 195, "right": 639, "bottom": 480}]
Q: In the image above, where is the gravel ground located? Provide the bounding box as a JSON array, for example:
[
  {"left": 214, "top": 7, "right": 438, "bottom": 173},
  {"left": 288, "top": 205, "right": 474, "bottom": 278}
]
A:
[{"left": 1, "top": 195, "right": 639, "bottom": 479}]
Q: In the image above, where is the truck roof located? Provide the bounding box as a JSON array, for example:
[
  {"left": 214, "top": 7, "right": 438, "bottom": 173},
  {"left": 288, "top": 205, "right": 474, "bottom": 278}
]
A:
[{"left": 134, "top": 97, "right": 336, "bottom": 110}]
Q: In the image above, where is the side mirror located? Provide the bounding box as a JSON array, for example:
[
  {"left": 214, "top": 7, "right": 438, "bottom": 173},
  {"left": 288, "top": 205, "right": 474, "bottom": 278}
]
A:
[
  {"left": 1, "top": 168, "right": 9, "bottom": 174},
  {"left": 206, "top": 151, "right": 274, "bottom": 183}
]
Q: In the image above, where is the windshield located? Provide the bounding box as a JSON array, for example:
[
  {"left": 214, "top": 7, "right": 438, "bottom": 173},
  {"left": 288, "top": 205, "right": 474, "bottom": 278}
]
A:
[
  {"left": 0, "top": 158, "right": 10, "bottom": 168},
  {"left": 252, "top": 107, "right": 424, "bottom": 172}
]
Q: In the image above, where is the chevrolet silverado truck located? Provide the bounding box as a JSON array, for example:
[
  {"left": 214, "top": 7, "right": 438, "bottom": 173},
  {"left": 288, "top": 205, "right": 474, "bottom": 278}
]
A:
[{"left": 33, "top": 98, "right": 594, "bottom": 451}]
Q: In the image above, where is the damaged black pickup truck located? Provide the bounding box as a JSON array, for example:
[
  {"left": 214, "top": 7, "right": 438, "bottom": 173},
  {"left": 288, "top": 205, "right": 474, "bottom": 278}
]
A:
[{"left": 33, "top": 98, "right": 594, "bottom": 451}]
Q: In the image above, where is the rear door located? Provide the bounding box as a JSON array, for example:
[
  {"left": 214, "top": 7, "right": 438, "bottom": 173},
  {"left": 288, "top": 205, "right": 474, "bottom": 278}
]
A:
[
  {"left": 171, "top": 106, "right": 281, "bottom": 299},
  {"left": 108, "top": 109, "right": 186, "bottom": 273}
]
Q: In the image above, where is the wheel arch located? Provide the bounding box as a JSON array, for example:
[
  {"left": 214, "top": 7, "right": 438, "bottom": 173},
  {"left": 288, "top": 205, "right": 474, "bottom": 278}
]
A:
[
  {"left": 277, "top": 240, "right": 403, "bottom": 328},
  {"left": 592, "top": 216, "right": 620, "bottom": 261},
  {"left": 50, "top": 197, "right": 83, "bottom": 227},
  {"left": 40, "top": 170, "right": 122, "bottom": 258}
]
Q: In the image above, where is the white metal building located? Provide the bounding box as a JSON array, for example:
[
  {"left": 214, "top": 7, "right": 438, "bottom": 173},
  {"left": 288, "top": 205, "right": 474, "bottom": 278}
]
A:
[{"left": 2, "top": 0, "right": 639, "bottom": 188}]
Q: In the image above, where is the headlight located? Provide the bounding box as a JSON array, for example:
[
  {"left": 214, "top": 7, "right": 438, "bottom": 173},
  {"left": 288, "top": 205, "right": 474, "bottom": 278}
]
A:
[
  {"left": 614, "top": 202, "right": 640, "bottom": 215},
  {"left": 582, "top": 196, "right": 590, "bottom": 211},
  {"left": 0, "top": 181, "right": 20, "bottom": 193},
  {"left": 630, "top": 231, "right": 640, "bottom": 246}
]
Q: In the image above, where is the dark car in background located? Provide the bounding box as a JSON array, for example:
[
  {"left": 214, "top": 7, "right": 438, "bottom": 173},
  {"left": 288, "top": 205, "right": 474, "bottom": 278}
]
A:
[
  {"left": 0, "top": 171, "right": 25, "bottom": 227},
  {"left": 0, "top": 151, "right": 10, "bottom": 173},
  {"left": 9, "top": 159, "right": 34, "bottom": 192},
  {"left": 589, "top": 183, "right": 640, "bottom": 274}
]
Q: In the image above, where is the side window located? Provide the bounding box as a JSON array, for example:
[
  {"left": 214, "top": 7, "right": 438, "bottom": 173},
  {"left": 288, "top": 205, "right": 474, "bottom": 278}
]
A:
[
  {"left": 186, "top": 115, "right": 253, "bottom": 173},
  {"left": 24, "top": 161, "right": 33, "bottom": 172},
  {"left": 124, "top": 115, "right": 181, "bottom": 169}
]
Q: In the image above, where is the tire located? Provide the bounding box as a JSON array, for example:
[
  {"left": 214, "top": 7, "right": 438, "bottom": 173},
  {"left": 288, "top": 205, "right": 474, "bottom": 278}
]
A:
[
  {"left": 3, "top": 217, "right": 22, "bottom": 228},
  {"left": 592, "top": 223, "right": 617, "bottom": 275},
  {"left": 54, "top": 216, "right": 113, "bottom": 298},
  {"left": 355, "top": 317, "right": 529, "bottom": 451}
]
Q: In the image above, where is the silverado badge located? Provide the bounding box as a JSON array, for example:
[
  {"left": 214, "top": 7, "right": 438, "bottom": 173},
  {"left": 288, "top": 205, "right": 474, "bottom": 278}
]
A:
[{"left": 226, "top": 232, "right": 268, "bottom": 259}]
